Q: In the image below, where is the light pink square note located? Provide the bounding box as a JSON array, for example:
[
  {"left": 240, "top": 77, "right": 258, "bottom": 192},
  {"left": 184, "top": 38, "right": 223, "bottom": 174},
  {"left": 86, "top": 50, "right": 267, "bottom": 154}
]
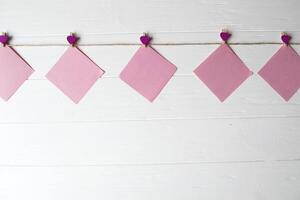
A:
[
  {"left": 194, "top": 44, "right": 252, "bottom": 101},
  {"left": 0, "top": 46, "right": 34, "bottom": 101},
  {"left": 258, "top": 45, "right": 300, "bottom": 101},
  {"left": 46, "top": 47, "right": 104, "bottom": 103},
  {"left": 120, "top": 47, "right": 177, "bottom": 102}
]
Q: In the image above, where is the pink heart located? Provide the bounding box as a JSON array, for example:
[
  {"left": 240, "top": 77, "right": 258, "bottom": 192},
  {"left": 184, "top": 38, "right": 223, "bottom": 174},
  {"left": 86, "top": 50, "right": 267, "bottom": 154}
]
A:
[
  {"left": 67, "top": 35, "right": 78, "bottom": 45},
  {"left": 220, "top": 32, "right": 231, "bottom": 42},
  {"left": 0, "top": 35, "right": 9, "bottom": 45},
  {"left": 140, "top": 35, "right": 151, "bottom": 46},
  {"left": 281, "top": 34, "right": 291, "bottom": 45}
]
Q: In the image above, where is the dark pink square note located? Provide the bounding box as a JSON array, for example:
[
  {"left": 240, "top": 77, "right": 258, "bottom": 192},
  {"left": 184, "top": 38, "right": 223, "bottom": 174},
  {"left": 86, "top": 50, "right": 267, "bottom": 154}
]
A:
[
  {"left": 258, "top": 45, "right": 300, "bottom": 101},
  {"left": 194, "top": 44, "right": 252, "bottom": 101}
]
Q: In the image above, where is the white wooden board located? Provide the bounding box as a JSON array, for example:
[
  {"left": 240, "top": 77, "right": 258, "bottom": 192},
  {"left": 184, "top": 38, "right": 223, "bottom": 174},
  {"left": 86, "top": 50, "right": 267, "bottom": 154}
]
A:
[{"left": 0, "top": 0, "right": 300, "bottom": 199}]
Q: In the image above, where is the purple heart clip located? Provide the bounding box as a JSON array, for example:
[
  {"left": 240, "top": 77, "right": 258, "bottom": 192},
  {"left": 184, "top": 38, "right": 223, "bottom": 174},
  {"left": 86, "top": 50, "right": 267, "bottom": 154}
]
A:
[
  {"left": 0, "top": 33, "right": 9, "bottom": 46},
  {"left": 220, "top": 31, "right": 231, "bottom": 43},
  {"left": 281, "top": 33, "right": 291, "bottom": 45},
  {"left": 67, "top": 33, "right": 78, "bottom": 46},
  {"left": 140, "top": 33, "right": 152, "bottom": 46}
]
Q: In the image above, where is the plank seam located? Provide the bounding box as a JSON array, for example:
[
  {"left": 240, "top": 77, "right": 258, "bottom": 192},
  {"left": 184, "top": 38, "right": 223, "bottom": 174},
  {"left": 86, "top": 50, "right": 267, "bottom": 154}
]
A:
[
  {"left": 0, "top": 159, "right": 299, "bottom": 168},
  {"left": 0, "top": 116, "right": 300, "bottom": 125}
]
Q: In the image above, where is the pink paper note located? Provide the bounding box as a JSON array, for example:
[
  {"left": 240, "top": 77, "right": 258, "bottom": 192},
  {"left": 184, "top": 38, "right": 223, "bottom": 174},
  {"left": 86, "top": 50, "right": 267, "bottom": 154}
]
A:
[
  {"left": 0, "top": 46, "right": 34, "bottom": 101},
  {"left": 194, "top": 44, "right": 252, "bottom": 101},
  {"left": 46, "top": 47, "right": 104, "bottom": 103},
  {"left": 258, "top": 45, "right": 300, "bottom": 101},
  {"left": 120, "top": 46, "right": 177, "bottom": 102}
]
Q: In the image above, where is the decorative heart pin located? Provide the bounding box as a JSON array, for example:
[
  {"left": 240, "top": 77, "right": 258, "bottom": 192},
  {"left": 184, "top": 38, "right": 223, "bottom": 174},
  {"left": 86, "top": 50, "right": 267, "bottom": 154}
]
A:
[
  {"left": 67, "top": 33, "right": 78, "bottom": 45},
  {"left": 220, "top": 31, "right": 231, "bottom": 42},
  {"left": 140, "top": 34, "right": 151, "bottom": 46},
  {"left": 281, "top": 34, "right": 291, "bottom": 45},
  {"left": 0, "top": 34, "right": 9, "bottom": 45}
]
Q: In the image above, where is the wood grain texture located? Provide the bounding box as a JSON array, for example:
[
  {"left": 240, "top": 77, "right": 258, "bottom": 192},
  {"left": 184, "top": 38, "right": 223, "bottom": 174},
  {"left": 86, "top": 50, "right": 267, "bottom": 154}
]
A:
[
  {"left": 0, "top": 0, "right": 300, "bottom": 199},
  {"left": 0, "top": 118, "right": 300, "bottom": 165},
  {"left": 1, "top": 162, "right": 300, "bottom": 200}
]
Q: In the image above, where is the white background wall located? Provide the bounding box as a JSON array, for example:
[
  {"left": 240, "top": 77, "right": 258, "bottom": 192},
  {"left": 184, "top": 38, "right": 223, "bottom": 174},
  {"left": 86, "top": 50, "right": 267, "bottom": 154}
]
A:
[{"left": 0, "top": 0, "right": 300, "bottom": 199}]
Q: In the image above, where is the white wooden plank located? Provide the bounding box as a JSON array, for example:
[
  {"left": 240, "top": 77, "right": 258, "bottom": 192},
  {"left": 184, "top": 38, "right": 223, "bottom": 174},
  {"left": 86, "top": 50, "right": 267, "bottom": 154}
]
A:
[
  {"left": 0, "top": 161, "right": 300, "bottom": 200},
  {"left": 1, "top": 0, "right": 300, "bottom": 44},
  {"left": 1, "top": 0, "right": 300, "bottom": 199},
  {"left": 0, "top": 118, "right": 299, "bottom": 165}
]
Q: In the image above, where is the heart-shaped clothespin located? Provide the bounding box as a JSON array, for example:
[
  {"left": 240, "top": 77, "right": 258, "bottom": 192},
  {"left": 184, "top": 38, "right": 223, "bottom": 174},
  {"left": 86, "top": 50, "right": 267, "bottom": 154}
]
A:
[
  {"left": 140, "top": 33, "right": 152, "bottom": 47},
  {"left": 67, "top": 32, "right": 78, "bottom": 46},
  {"left": 281, "top": 33, "right": 291, "bottom": 46},
  {"left": 220, "top": 30, "right": 231, "bottom": 43},
  {"left": 0, "top": 32, "right": 9, "bottom": 46}
]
